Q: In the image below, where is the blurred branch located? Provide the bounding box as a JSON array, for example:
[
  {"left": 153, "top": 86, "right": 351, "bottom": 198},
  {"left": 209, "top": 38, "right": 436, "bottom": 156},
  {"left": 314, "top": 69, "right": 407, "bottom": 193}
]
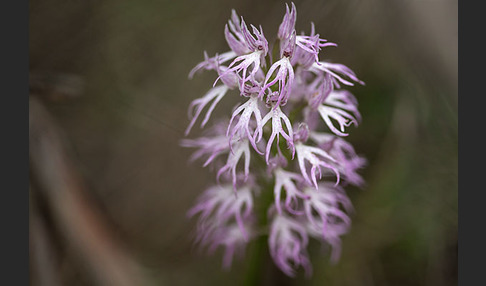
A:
[
  {"left": 30, "top": 188, "right": 62, "bottom": 286},
  {"left": 29, "top": 75, "right": 151, "bottom": 286},
  {"left": 29, "top": 72, "right": 84, "bottom": 102}
]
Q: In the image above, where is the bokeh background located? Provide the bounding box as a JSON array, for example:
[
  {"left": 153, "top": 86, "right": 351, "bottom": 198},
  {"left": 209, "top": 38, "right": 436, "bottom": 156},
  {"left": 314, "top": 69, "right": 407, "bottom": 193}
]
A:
[{"left": 29, "top": 0, "right": 457, "bottom": 285}]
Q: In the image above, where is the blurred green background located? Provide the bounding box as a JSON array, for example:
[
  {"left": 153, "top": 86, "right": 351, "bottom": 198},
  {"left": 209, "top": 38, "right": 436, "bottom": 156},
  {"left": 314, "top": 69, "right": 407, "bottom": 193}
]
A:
[{"left": 29, "top": 0, "right": 457, "bottom": 285}]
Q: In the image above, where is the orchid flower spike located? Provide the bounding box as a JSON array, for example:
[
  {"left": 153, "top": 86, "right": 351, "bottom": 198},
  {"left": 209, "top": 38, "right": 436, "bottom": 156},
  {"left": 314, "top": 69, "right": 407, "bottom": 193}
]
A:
[{"left": 183, "top": 3, "right": 365, "bottom": 278}]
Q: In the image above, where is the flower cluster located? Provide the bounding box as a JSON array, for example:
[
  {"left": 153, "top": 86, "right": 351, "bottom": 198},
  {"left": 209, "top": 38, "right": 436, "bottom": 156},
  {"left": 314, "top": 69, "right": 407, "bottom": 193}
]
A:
[{"left": 182, "top": 3, "right": 366, "bottom": 278}]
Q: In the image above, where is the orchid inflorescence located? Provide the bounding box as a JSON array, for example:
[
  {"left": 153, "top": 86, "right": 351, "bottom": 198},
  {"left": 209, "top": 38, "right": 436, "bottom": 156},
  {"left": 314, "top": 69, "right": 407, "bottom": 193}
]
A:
[{"left": 182, "top": 3, "right": 366, "bottom": 278}]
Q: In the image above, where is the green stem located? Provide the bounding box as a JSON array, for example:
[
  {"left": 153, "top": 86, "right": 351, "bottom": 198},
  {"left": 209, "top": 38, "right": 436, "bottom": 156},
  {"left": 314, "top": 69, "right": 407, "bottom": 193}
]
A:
[
  {"left": 242, "top": 234, "right": 268, "bottom": 286},
  {"left": 242, "top": 168, "right": 274, "bottom": 286}
]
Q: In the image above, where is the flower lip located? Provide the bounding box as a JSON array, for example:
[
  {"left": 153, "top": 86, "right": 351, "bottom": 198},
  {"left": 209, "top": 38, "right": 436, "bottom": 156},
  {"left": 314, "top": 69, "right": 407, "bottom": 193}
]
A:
[
  {"left": 308, "top": 73, "right": 333, "bottom": 109},
  {"left": 294, "top": 122, "right": 310, "bottom": 143},
  {"left": 269, "top": 213, "right": 312, "bottom": 277},
  {"left": 185, "top": 85, "right": 230, "bottom": 136},
  {"left": 226, "top": 96, "right": 264, "bottom": 154},
  {"left": 240, "top": 18, "right": 268, "bottom": 55},
  {"left": 256, "top": 105, "right": 295, "bottom": 164},
  {"left": 295, "top": 142, "right": 341, "bottom": 189},
  {"left": 280, "top": 30, "right": 296, "bottom": 59}
]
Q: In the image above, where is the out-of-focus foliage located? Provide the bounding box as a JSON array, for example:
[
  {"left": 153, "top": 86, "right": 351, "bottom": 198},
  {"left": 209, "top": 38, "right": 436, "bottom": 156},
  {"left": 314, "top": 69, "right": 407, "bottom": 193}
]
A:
[{"left": 29, "top": 0, "right": 457, "bottom": 285}]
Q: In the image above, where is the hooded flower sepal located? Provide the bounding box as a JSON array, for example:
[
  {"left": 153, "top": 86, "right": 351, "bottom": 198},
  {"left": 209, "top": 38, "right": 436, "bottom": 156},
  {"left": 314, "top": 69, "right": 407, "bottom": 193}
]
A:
[
  {"left": 307, "top": 73, "right": 333, "bottom": 109},
  {"left": 215, "top": 19, "right": 268, "bottom": 93},
  {"left": 224, "top": 10, "right": 251, "bottom": 56},
  {"left": 277, "top": 2, "right": 297, "bottom": 41}
]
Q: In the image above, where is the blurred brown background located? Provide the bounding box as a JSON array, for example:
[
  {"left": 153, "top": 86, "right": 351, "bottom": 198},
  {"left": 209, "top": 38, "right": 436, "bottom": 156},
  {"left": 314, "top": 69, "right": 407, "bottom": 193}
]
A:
[{"left": 29, "top": 0, "right": 457, "bottom": 285}]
